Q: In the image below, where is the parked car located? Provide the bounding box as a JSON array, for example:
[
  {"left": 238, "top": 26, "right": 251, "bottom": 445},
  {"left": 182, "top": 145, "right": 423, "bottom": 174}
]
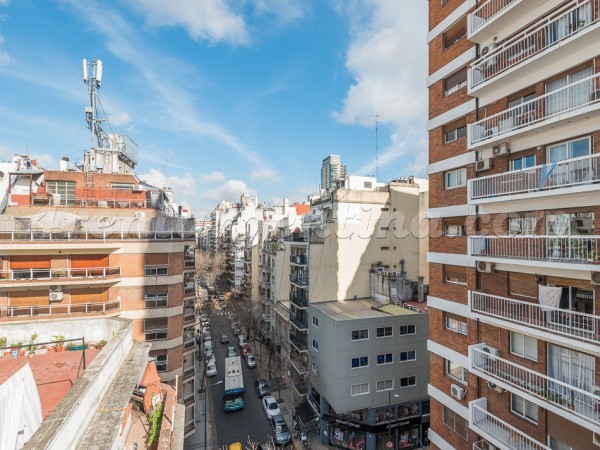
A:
[
  {"left": 203, "top": 330, "right": 211, "bottom": 341},
  {"left": 241, "top": 344, "right": 250, "bottom": 359},
  {"left": 220, "top": 333, "right": 230, "bottom": 344},
  {"left": 246, "top": 354, "right": 256, "bottom": 368},
  {"left": 262, "top": 396, "right": 280, "bottom": 420},
  {"left": 270, "top": 414, "right": 290, "bottom": 446},
  {"left": 255, "top": 378, "right": 271, "bottom": 398},
  {"left": 226, "top": 346, "right": 236, "bottom": 357},
  {"left": 206, "top": 357, "right": 217, "bottom": 377},
  {"left": 205, "top": 347, "right": 213, "bottom": 360},
  {"left": 237, "top": 335, "right": 246, "bottom": 348}
]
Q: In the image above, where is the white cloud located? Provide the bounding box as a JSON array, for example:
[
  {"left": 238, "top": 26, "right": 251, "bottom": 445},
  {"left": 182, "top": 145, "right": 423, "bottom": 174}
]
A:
[
  {"left": 249, "top": 167, "right": 279, "bottom": 182},
  {"left": 34, "top": 153, "right": 56, "bottom": 169},
  {"left": 127, "top": 0, "right": 249, "bottom": 45},
  {"left": 200, "top": 179, "right": 254, "bottom": 203},
  {"left": 0, "top": 34, "right": 11, "bottom": 66},
  {"left": 200, "top": 171, "right": 226, "bottom": 184},
  {"left": 138, "top": 168, "right": 199, "bottom": 201},
  {"left": 0, "top": 1, "right": 10, "bottom": 6},
  {"left": 253, "top": 0, "right": 309, "bottom": 25}
]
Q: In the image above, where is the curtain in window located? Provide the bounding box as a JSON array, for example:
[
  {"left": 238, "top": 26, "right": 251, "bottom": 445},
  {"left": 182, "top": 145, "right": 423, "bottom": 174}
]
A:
[
  {"left": 546, "top": 66, "right": 593, "bottom": 115},
  {"left": 548, "top": 344, "right": 595, "bottom": 414}
]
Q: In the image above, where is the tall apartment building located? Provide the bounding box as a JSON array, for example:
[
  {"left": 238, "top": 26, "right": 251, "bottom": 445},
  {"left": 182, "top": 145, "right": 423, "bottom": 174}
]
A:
[
  {"left": 0, "top": 153, "right": 197, "bottom": 436},
  {"left": 321, "top": 154, "right": 347, "bottom": 192},
  {"left": 427, "top": 1, "right": 600, "bottom": 449}
]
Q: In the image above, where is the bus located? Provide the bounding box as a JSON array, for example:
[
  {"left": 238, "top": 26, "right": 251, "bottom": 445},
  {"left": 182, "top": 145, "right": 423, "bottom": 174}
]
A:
[{"left": 224, "top": 356, "right": 245, "bottom": 412}]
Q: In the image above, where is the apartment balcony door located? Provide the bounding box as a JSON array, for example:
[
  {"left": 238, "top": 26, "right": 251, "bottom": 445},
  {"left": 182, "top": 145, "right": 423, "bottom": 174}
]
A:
[{"left": 546, "top": 66, "right": 594, "bottom": 115}]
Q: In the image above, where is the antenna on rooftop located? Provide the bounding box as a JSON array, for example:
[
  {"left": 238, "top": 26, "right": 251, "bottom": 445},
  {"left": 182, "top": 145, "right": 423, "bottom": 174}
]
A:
[{"left": 369, "top": 114, "right": 383, "bottom": 180}]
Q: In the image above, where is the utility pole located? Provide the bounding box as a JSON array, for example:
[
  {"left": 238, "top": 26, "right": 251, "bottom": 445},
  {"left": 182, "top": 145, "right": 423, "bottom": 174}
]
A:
[{"left": 369, "top": 114, "right": 383, "bottom": 180}]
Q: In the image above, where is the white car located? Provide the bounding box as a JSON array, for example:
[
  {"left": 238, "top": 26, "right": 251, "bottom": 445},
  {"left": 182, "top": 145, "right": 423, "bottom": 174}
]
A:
[
  {"left": 206, "top": 357, "right": 217, "bottom": 377},
  {"left": 238, "top": 334, "right": 246, "bottom": 348},
  {"left": 262, "top": 395, "right": 281, "bottom": 420}
]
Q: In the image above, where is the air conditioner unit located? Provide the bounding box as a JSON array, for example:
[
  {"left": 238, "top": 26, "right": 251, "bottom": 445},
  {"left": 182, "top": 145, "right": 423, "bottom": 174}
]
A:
[
  {"left": 450, "top": 384, "right": 465, "bottom": 400},
  {"left": 480, "top": 42, "right": 497, "bottom": 57},
  {"left": 132, "top": 184, "right": 144, "bottom": 192},
  {"left": 481, "top": 344, "right": 500, "bottom": 357},
  {"left": 477, "top": 261, "right": 495, "bottom": 273},
  {"left": 475, "top": 159, "right": 492, "bottom": 172},
  {"left": 592, "top": 272, "right": 600, "bottom": 285},
  {"left": 487, "top": 381, "right": 505, "bottom": 393},
  {"left": 49, "top": 292, "right": 64, "bottom": 302},
  {"left": 492, "top": 143, "right": 510, "bottom": 156},
  {"left": 49, "top": 285, "right": 62, "bottom": 293}
]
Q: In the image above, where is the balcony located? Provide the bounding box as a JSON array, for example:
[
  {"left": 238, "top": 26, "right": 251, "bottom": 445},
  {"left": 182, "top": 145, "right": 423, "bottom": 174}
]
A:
[
  {"left": 259, "top": 279, "right": 271, "bottom": 289},
  {"left": 289, "top": 292, "right": 308, "bottom": 309},
  {"left": 144, "top": 328, "right": 168, "bottom": 341},
  {"left": 184, "top": 283, "right": 196, "bottom": 297},
  {"left": 0, "top": 266, "right": 121, "bottom": 282},
  {"left": 144, "top": 295, "right": 169, "bottom": 308},
  {"left": 0, "top": 230, "right": 196, "bottom": 241},
  {"left": 469, "top": 72, "right": 600, "bottom": 149},
  {"left": 290, "top": 273, "right": 308, "bottom": 287},
  {"left": 469, "top": 0, "right": 600, "bottom": 97},
  {"left": 289, "top": 333, "right": 308, "bottom": 352},
  {"left": 469, "top": 153, "right": 600, "bottom": 203},
  {"left": 470, "top": 344, "right": 600, "bottom": 430},
  {"left": 469, "top": 398, "right": 550, "bottom": 450},
  {"left": 184, "top": 306, "right": 195, "bottom": 325},
  {"left": 1, "top": 299, "right": 120, "bottom": 319},
  {"left": 470, "top": 291, "right": 600, "bottom": 346},
  {"left": 468, "top": 0, "right": 528, "bottom": 40},
  {"left": 290, "top": 254, "right": 307, "bottom": 265},
  {"left": 470, "top": 235, "right": 600, "bottom": 267},
  {"left": 184, "top": 259, "right": 196, "bottom": 270},
  {"left": 290, "top": 315, "right": 308, "bottom": 331},
  {"left": 183, "top": 331, "right": 195, "bottom": 351}
]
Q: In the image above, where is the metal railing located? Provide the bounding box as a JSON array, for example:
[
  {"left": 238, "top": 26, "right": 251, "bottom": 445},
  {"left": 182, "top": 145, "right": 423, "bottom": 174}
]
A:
[
  {"left": 468, "top": 0, "right": 520, "bottom": 35},
  {"left": 184, "top": 259, "right": 196, "bottom": 269},
  {"left": 290, "top": 254, "right": 308, "bottom": 265},
  {"left": 470, "top": 401, "right": 550, "bottom": 450},
  {"left": 470, "top": 235, "right": 600, "bottom": 263},
  {"left": 470, "top": 153, "right": 600, "bottom": 200},
  {"left": 471, "top": 345, "right": 600, "bottom": 426},
  {"left": 2, "top": 299, "right": 120, "bottom": 318},
  {"left": 471, "top": 0, "right": 599, "bottom": 87},
  {"left": 28, "top": 196, "right": 151, "bottom": 208},
  {"left": 0, "top": 266, "right": 120, "bottom": 281},
  {"left": 290, "top": 292, "right": 308, "bottom": 309},
  {"left": 470, "top": 291, "right": 599, "bottom": 344},
  {"left": 290, "top": 273, "right": 309, "bottom": 287},
  {"left": 290, "top": 315, "right": 308, "bottom": 330},
  {"left": 144, "top": 295, "right": 169, "bottom": 308},
  {"left": 0, "top": 230, "right": 196, "bottom": 242},
  {"left": 144, "top": 329, "right": 169, "bottom": 341},
  {"left": 289, "top": 333, "right": 308, "bottom": 352},
  {"left": 470, "top": 73, "right": 600, "bottom": 146}
]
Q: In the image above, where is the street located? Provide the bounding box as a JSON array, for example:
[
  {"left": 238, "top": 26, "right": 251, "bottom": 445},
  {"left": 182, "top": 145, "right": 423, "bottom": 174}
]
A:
[{"left": 186, "top": 312, "right": 271, "bottom": 450}]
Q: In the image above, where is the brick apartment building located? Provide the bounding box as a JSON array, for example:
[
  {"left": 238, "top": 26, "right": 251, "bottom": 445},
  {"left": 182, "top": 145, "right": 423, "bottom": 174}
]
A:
[{"left": 427, "top": 1, "right": 600, "bottom": 449}]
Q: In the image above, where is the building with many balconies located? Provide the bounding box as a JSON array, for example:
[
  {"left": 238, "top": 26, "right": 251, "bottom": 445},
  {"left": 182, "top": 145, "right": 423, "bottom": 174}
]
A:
[{"left": 427, "top": 1, "right": 600, "bottom": 449}]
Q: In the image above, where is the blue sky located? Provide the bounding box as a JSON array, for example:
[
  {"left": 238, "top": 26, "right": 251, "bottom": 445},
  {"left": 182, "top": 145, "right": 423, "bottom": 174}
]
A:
[{"left": 0, "top": 0, "right": 427, "bottom": 217}]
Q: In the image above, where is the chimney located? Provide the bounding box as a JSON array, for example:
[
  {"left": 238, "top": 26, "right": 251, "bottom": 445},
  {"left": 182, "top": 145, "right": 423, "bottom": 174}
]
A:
[{"left": 60, "top": 156, "right": 69, "bottom": 171}]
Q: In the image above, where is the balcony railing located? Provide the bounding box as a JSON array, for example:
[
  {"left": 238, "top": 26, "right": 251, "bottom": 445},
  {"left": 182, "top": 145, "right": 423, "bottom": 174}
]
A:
[
  {"left": 470, "top": 291, "right": 599, "bottom": 344},
  {"left": 470, "top": 153, "right": 600, "bottom": 200},
  {"left": 470, "top": 400, "right": 550, "bottom": 450},
  {"left": 290, "top": 273, "right": 309, "bottom": 287},
  {"left": 184, "top": 259, "right": 196, "bottom": 269},
  {"left": 289, "top": 333, "right": 308, "bottom": 352},
  {"left": 470, "top": 0, "right": 600, "bottom": 88},
  {"left": 284, "top": 234, "right": 308, "bottom": 242},
  {"left": 290, "top": 292, "right": 308, "bottom": 309},
  {"left": 471, "top": 345, "right": 600, "bottom": 426},
  {"left": 290, "top": 315, "right": 308, "bottom": 330},
  {"left": 0, "top": 266, "right": 121, "bottom": 281},
  {"left": 0, "top": 230, "right": 196, "bottom": 242},
  {"left": 470, "top": 235, "right": 600, "bottom": 264},
  {"left": 1, "top": 299, "right": 120, "bottom": 318},
  {"left": 184, "top": 331, "right": 195, "bottom": 351},
  {"left": 144, "top": 328, "right": 168, "bottom": 341},
  {"left": 290, "top": 254, "right": 307, "bottom": 265},
  {"left": 469, "top": 73, "right": 600, "bottom": 146},
  {"left": 144, "top": 295, "right": 169, "bottom": 308},
  {"left": 184, "top": 284, "right": 196, "bottom": 296},
  {"left": 468, "top": 0, "right": 519, "bottom": 35}
]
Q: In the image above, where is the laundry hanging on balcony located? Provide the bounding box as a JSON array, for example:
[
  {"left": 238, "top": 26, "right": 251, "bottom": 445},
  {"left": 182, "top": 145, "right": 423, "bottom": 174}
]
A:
[{"left": 538, "top": 285, "right": 562, "bottom": 311}]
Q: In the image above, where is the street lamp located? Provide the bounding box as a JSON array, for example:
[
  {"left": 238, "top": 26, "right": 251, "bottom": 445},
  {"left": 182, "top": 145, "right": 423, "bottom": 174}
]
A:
[{"left": 387, "top": 392, "right": 399, "bottom": 447}]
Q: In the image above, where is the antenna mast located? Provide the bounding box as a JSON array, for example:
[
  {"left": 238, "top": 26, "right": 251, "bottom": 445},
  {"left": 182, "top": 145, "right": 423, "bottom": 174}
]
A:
[
  {"left": 83, "top": 57, "right": 104, "bottom": 151},
  {"left": 369, "top": 114, "right": 383, "bottom": 180}
]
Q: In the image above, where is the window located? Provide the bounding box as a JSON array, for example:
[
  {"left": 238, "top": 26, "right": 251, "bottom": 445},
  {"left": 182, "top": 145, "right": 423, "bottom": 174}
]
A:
[
  {"left": 312, "top": 339, "right": 319, "bottom": 351},
  {"left": 509, "top": 217, "right": 536, "bottom": 236},
  {"left": 145, "top": 265, "right": 168, "bottom": 276},
  {"left": 400, "top": 376, "right": 416, "bottom": 388},
  {"left": 144, "top": 293, "right": 168, "bottom": 308},
  {"left": 376, "top": 327, "right": 393, "bottom": 338},
  {"left": 443, "top": 219, "right": 466, "bottom": 237},
  {"left": 312, "top": 316, "right": 319, "bottom": 327},
  {"left": 510, "top": 331, "right": 538, "bottom": 361},
  {"left": 446, "top": 360, "right": 468, "bottom": 384},
  {"left": 445, "top": 168, "right": 466, "bottom": 188},
  {"left": 444, "top": 126, "right": 467, "bottom": 144},
  {"left": 444, "top": 265, "right": 467, "bottom": 285},
  {"left": 364, "top": 181, "right": 372, "bottom": 189},
  {"left": 400, "top": 351, "right": 416, "bottom": 362},
  {"left": 445, "top": 315, "right": 468, "bottom": 335},
  {"left": 399, "top": 325, "right": 416, "bottom": 335},
  {"left": 443, "top": 406, "right": 468, "bottom": 440},
  {"left": 511, "top": 393, "right": 538, "bottom": 424},
  {"left": 444, "top": 67, "right": 468, "bottom": 96},
  {"left": 443, "top": 20, "right": 466, "bottom": 49},
  {"left": 351, "top": 383, "right": 369, "bottom": 396},
  {"left": 376, "top": 379, "right": 393, "bottom": 392},
  {"left": 510, "top": 155, "right": 536, "bottom": 171},
  {"left": 144, "top": 318, "right": 168, "bottom": 341},
  {"left": 46, "top": 180, "right": 76, "bottom": 206},
  {"left": 351, "top": 356, "right": 369, "bottom": 368},
  {"left": 155, "top": 354, "right": 168, "bottom": 372},
  {"left": 377, "top": 353, "right": 393, "bottom": 365},
  {"left": 508, "top": 92, "right": 537, "bottom": 126},
  {"left": 351, "top": 329, "right": 369, "bottom": 341},
  {"left": 548, "top": 136, "right": 591, "bottom": 163},
  {"left": 111, "top": 183, "right": 134, "bottom": 189}
]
